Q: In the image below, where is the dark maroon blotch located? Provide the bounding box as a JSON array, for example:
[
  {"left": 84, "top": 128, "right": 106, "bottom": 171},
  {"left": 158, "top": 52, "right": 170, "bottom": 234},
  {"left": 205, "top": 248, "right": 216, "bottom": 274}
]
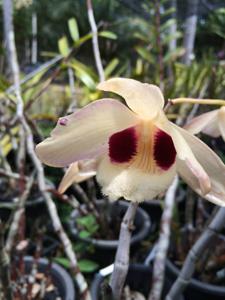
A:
[
  {"left": 109, "top": 127, "right": 137, "bottom": 163},
  {"left": 154, "top": 129, "right": 176, "bottom": 170}
]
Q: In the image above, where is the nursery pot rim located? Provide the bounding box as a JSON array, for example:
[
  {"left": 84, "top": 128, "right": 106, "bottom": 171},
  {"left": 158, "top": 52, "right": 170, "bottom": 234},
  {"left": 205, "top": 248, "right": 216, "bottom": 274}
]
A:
[
  {"left": 24, "top": 256, "right": 75, "bottom": 300},
  {"left": 166, "top": 259, "right": 225, "bottom": 296},
  {"left": 91, "top": 263, "right": 185, "bottom": 300},
  {"left": 68, "top": 199, "right": 151, "bottom": 250}
]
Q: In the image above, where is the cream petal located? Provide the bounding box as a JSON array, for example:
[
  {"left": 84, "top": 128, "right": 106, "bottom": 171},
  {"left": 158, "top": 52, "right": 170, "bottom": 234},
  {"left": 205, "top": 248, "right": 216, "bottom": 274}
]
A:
[
  {"left": 218, "top": 107, "right": 225, "bottom": 141},
  {"left": 58, "top": 160, "right": 97, "bottom": 194},
  {"left": 97, "top": 155, "right": 176, "bottom": 202},
  {"left": 36, "top": 99, "right": 139, "bottom": 167},
  {"left": 97, "top": 78, "right": 164, "bottom": 119},
  {"left": 176, "top": 127, "right": 225, "bottom": 206},
  {"left": 167, "top": 124, "right": 211, "bottom": 195},
  {"left": 184, "top": 110, "right": 219, "bottom": 136}
]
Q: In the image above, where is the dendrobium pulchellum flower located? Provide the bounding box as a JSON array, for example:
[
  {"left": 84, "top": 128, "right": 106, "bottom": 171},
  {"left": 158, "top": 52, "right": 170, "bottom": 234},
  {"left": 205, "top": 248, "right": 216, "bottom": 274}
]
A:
[
  {"left": 36, "top": 78, "right": 225, "bottom": 206},
  {"left": 184, "top": 107, "right": 225, "bottom": 141}
]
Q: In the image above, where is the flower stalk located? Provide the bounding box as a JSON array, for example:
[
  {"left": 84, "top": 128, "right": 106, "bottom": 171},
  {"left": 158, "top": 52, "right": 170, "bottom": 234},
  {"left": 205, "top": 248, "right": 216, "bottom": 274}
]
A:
[
  {"left": 110, "top": 201, "right": 138, "bottom": 300},
  {"left": 148, "top": 176, "right": 178, "bottom": 300},
  {"left": 171, "top": 98, "right": 225, "bottom": 106}
]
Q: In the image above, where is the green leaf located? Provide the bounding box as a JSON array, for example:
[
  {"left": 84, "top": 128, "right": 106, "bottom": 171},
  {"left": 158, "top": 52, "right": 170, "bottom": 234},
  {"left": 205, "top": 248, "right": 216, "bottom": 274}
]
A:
[
  {"left": 78, "top": 259, "right": 99, "bottom": 273},
  {"left": 58, "top": 36, "right": 70, "bottom": 57},
  {"left": 104, "top": 58, "right": 119, "bottom": 78},
  {"left": 76, "top": 214, "right": 97, "bottom": 231},
  {"left": 68, "top": 18, "right": 79, "bottom": 42},
  {"left": 135, "top": 46, "right": 154, "bottom": 64},
  {"left": 160, "top": 19, "right": 176, "bottom": 32},
  {"left": 99, "top": 31, "right": 117, "bottom": 40},
  {"left": 74, "top": 33, "right": 93, "bottom": 47},
  {"left": 54, "top": 257, "right": 70, "bottom": 269},
  {"left": 79, "top": 230, "right": 92, "bottom": 238},
  {"left": 162, "top": 31, "right": 182, "bottom": 45},
  {"left": 163, "top": 47, "right": 185, "bottom": 63},
  {"left": 70, "top": 59, "right": 96, "bottom": 89}
]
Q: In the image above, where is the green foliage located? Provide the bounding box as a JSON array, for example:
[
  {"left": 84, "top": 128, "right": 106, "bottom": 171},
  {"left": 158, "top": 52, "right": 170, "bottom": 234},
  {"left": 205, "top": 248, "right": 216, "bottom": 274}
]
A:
[
  {"left": 54, "top": 256, "right": 99, "bottom": 273},
  {"left": 208, "top": 8, "right": 225, "bottom": 39},
  {"left": 58, "top": 36, "right": 70, "bottom": 57},
  {"left": 78, "top": 259, "right": 99, "bottom": 273},
  {"left": 68, "top": 18, "right": 79, "bottom": 42},
  {"left": 76, "top": 214, "right": 99, "bottom": 237}
]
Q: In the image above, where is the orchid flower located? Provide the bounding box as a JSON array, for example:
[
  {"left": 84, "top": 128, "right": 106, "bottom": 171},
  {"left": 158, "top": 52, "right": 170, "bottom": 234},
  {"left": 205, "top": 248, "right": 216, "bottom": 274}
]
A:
[
  {"left": 36, "top": 78, "right": 225, "bottom": 206},
  {"left": 184, "top": 107, "right": 225, "bottom": 141}
]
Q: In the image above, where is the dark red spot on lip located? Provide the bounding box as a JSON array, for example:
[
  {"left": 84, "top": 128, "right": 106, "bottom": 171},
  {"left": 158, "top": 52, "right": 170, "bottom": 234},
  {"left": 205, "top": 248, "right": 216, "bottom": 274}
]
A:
[
  {"left": 154, "top": 129, "right": 176, "bottom": 170},
  {"left": 109, "top": 127, "right": 137, "bottom": 163}
]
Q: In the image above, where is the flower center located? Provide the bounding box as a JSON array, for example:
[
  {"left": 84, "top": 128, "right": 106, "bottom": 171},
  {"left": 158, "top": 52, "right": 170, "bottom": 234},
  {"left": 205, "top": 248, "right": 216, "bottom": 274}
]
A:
[{"left": 108, "top": 121, "right": 176, "bottom": 172}]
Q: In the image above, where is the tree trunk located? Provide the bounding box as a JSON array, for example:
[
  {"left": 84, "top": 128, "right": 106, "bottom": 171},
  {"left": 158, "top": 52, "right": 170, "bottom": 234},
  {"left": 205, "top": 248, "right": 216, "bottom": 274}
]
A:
[
  {"left": 31, "top": 12, "right": 38, "bottom": 64},
  {"left": 3, "top": 0, "right": 15, "bottom": 79},
  {"left": 168, "top": 0, "right": 177, "bottom": 52},
  {"left": 182, "top": 0, "right": 199, "bottom": 65}
]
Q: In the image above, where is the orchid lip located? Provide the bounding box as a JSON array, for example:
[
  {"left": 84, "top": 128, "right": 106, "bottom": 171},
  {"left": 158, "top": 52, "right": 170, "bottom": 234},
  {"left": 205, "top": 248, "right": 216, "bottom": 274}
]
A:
[
  {"left": 109, "top": 127, "right": 137, "bottom": 163},
  {"left": 108, "top": 122, "right": 177, "bottom": 172}
]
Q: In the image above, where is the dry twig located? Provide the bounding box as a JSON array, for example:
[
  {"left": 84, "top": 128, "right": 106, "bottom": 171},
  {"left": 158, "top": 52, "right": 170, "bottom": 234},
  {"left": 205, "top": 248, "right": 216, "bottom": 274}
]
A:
[
  {"left": 148, "top": 177, "right": 178, "bottom": 300},
  {"left": 86, "top": 0, "right": 105, "bottom": 82},
  {"left": 0, "top": 222, "right": 12, "bottom": 300},
  {"left": 166, "top": 207, "right": 225, "bottom": 300},
  {"left": 5, "top": 174, "right": 34, "bottom": 253},
  {"left": 110, "top": 202, "right": 138, "bottom": 300},
  {"left": 2, "top": 0, "right": 91, "bottom": 298}
]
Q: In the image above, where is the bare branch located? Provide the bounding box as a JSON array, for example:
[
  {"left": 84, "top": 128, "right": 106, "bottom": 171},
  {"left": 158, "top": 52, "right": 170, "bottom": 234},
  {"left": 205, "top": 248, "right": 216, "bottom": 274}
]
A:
[
  {"left": 166, "top": 207, "right": 225, "bottom": 300},
  {"left": 5, "top": 175, "right": 34, "bottom": 253},
  {"left": 110, "top": 202, "right": 138, "bottom": 300},
  {"left": 86, "top": 0, "right": 105, "bottom": 82},
  {"left": 2, "top": 0, "right": 91, "bottom": 298},
  {"left": 0, "top": 222, "right": 12, "bottom": 300},
  {"left": 148, "top": 177, "right": 178, "bottom": 300}
]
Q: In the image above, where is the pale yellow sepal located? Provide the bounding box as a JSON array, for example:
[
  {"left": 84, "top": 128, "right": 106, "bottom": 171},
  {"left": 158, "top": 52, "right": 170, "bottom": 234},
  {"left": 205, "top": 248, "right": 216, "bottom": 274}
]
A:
[
  {"left": 98, "top": 78, "right": 164, "bottom": 119},
  {"left": 36, "top": 98, "right": 139, "bottom": 167},
  {"left": 58, "top": 160, "right": 97, "bottom": 194},
  {"left": 176, "top": 127, "right": 225, "bottom": 206},
  {"left": 218, "top": 107, "right": 225, "bottom": 141},
  {"left": 184, "top": 110, "right": 219, "bottom": 136}
]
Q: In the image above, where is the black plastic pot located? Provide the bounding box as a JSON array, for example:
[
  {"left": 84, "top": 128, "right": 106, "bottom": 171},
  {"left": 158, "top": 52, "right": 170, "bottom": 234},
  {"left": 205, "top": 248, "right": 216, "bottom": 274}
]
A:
[
  {"left": 24, "top": 256, "right": 75, "bottom": 300},
  {"left": 166, "top": 259, "right": 225, "bottom": 300},
  {"left": 68, "top": 200, "right": 151, "bottom": 266},
  {"left": 140, "top": 200, "right": 163, "bottom": 233},
  {"left": 68, "top": 200, "right": 151, "bottom": 249},
  {"left": 91, "top": 264, "right": 184, "bottom": 300},
  {"left": 27, "top": 235, "right": 60, "bottom": 257}
]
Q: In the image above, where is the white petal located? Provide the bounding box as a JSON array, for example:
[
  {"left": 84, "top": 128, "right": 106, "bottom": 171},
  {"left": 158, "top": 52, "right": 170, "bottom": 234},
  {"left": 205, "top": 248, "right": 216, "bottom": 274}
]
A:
[
  {"left": 98, "top": 78, "right": 164, "bottom": 119},
  {"left": 36, "top": 99, "right": 139, "bottom": 167},
  {"left": 218, "top": 107, "right": 225, "bottom": 141},
  {"left": 176, "top": 127, "right": 225, "bottom": 206},
  {"left": 165, "top": 123, "right": 211, "bottom": 195},
  {"left": 184, "top": 110, "right": 219, "bottom": 136}
]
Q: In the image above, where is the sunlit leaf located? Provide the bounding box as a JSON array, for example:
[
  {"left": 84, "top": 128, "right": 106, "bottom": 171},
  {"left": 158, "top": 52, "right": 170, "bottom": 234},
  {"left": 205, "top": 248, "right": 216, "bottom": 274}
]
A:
[
  {"left": 54, "top": 257, "right": 70, "bottom": 269},
  {"left": 68, "top": 18, "right": 79, "bottom": 42},
  {"left": 104, "top": 58, "right": 119, "bottom": 78},
  {"left": 58, "top": 36, "right": 70, "bottom": 57},
  {"left": 99, "top": 31, "right": 117, "bottom": 40},
  {"left": 78, "top": 259, "right": 99, "bottom": 273},
  {"left": 135, "top": 46, "right": 154, "bottom": 64}
]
